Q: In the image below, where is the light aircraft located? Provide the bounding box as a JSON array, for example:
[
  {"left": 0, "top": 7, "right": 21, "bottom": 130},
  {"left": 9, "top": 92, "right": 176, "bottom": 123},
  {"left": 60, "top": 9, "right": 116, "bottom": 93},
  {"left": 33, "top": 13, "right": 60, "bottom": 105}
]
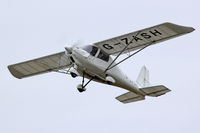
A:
[{"left": 8, "top": 22, "right": 194, "bottom": 103}]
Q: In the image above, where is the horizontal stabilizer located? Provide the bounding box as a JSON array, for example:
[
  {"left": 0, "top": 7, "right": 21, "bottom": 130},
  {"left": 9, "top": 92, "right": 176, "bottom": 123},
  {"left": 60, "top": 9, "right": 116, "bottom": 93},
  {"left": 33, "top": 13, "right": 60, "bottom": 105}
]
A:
[
  {"left": 116, "top": 92, "right": 145, "bottom": 104},
  {"left": 139, "top": 85, "right": 171, "bottom": 97}
]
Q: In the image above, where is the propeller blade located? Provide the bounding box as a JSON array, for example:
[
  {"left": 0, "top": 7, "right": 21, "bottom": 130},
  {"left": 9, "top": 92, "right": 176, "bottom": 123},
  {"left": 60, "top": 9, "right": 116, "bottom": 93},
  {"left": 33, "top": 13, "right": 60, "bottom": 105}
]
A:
[{"left": 65, "top": 47, "right": 72, "bottom": 54}]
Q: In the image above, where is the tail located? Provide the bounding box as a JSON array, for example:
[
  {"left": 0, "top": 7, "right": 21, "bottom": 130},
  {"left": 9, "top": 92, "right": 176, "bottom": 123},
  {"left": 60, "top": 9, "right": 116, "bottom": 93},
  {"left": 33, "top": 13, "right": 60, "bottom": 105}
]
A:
[
  {"left": 136, "top": 66, "right": 171, "bottom": 97},
  {"left": 115, "top": 66, "right": 171, "bottom": 104},
  {"left": 136, "top": 66, "right": 151, "bottom": 88}
]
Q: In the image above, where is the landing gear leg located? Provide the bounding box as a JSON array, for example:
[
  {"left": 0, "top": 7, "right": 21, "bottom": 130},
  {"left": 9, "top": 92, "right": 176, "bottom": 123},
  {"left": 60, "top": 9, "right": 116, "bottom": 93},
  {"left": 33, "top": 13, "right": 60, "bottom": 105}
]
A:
[
  {"left": 77, "top": 71, "right": 86, "bottom": 92},
  {"left": 82, "top": 71, "right": 85, "bottom": 88},
  {"left": 77, "top": 71, "right": 94, "bottom": 93}
]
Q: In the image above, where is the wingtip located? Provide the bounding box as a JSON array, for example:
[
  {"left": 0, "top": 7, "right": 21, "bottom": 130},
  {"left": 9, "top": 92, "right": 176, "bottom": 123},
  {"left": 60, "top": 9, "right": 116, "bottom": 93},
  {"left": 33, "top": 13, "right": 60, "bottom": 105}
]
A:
[
  {"left": 7, "top": 65, "right": 23, "bottom": 79},
  {"left": 164, "top": 22, "right": 195, "bottom": 33},
  {"left": 184, "top": 26, "right": 195, "bottom": 33},
  {"left": 190, "top": 27, "right": 195, "bottom": 32}
]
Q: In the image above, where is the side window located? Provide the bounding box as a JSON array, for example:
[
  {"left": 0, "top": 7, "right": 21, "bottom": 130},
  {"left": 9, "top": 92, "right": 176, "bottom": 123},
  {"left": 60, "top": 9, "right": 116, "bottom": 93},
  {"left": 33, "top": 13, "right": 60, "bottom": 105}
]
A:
[
  {"left": 97, "top": 50, "right": 109, "bottom": 62},
  {"left": 90, "top": 46, "right": 98, "bottom": 56}
]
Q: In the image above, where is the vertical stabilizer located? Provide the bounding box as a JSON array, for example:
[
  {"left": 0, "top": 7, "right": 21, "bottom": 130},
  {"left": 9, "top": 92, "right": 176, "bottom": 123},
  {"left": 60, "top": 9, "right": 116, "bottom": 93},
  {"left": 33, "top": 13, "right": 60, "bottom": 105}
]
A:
[{"left": 136, "top": 66, "right": 151, "bottom": 88}]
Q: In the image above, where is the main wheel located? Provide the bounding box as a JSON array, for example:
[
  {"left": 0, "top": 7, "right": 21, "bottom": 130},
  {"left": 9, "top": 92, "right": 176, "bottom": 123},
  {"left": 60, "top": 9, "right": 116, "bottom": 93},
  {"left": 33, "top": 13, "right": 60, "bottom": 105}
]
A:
[
  {"left": 107, "top": 81, "right": 113, "bottom": 85},
  {"left": 77, "top": 84, "right": 86, "bottom": 93},
  {"left": 78, "top": 88, "right": 85, "bottom": 92}
]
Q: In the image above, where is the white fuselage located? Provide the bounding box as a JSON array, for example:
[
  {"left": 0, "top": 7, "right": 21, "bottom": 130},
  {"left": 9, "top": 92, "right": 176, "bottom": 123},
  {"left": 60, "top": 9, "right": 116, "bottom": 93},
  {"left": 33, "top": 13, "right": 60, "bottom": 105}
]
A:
[{"left": 71, "top": 47, "right": 143, "bottom": 96}]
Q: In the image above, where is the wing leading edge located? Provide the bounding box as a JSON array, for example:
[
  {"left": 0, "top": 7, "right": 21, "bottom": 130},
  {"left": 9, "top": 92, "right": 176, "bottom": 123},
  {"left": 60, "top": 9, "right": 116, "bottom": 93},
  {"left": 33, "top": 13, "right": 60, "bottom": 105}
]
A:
[
  {"left": 94, "top": 22, "right": 195, "bottom": 55},
  {"left": 8, "top": 51, "right": 72, "bottom": 79}
]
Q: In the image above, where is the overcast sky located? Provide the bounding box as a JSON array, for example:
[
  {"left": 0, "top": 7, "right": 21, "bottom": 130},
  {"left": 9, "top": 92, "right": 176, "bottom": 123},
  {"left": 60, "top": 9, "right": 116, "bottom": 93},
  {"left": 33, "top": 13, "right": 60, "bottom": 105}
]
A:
[{"left": 0, "top": 0, "right": 200, "bottom": 133}]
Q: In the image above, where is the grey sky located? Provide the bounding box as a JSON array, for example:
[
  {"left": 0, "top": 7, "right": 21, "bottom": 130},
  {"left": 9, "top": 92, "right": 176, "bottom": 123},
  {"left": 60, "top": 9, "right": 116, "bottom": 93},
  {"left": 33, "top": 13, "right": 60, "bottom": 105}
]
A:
[{"left": 0, "top": 0, "right": 200, "bottom": 133}]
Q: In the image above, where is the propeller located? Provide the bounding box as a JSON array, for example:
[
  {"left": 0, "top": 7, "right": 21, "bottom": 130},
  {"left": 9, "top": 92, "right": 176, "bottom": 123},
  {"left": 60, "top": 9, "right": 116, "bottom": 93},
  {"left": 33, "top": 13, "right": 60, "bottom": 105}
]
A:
[
  {"left": 65, "top": 46, "right": 72, "bottom": 54},
  {"left": 72, "top": 40, "right": 84, "bottom": 47},
  {"left": 65, "top": 40, "right": 85, "bottom": 55}
]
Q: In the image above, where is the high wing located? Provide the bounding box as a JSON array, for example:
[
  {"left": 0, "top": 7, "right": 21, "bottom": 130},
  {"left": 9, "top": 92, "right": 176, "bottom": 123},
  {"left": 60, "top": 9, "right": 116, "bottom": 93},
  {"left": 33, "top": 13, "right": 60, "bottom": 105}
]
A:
[
  {"left": 8, "top": 51, "right": 72, "bottom": 79},
  {"left": 94, "top": 22, "right": 195, "bottom": 55}
]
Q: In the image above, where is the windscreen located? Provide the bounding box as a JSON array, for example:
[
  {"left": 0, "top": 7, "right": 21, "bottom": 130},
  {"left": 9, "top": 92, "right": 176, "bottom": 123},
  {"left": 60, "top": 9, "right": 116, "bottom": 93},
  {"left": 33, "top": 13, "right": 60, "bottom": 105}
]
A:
[{"left": 82, "top": 45, "right": 98, "bottom": 56}]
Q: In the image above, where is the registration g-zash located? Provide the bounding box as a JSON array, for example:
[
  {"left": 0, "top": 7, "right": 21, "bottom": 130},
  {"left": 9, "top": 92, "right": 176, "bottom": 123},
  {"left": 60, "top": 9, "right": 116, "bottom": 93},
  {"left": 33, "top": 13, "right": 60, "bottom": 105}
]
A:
[{"left": 8, "top": 22, "right": 195, "bottom": 103}]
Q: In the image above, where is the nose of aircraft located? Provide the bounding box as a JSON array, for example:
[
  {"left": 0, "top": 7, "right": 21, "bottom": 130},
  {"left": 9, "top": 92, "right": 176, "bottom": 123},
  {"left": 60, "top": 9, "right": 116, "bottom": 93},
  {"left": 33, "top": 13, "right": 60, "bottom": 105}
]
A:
[
  {"left": 72, "top": 47, "right": 90, "bottom": 58},
  {"left": 65, "top": 46, "right": 72, "bottom": 54}
]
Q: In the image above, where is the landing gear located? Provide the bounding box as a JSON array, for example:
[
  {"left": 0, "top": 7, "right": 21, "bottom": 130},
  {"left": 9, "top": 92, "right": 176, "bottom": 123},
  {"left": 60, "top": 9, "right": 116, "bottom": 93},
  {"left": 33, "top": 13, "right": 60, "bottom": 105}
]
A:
[
  {"left": 70, "top": 72, "right": 77, "bottom": 78},
  {"left": 77, "top": 84, "right": 86, "bottom": 92},
  {"left": 107, "top": 81, "right": 113, "bottom": 85},
  {"left": 77, "top": 71, "right": 94, "bottom": 93},
  {"left": 105, "top": 76, "right": 115, "bottom": 85},
  {"left": 77, "top": 71, "right": 86, "bottom": 92}
]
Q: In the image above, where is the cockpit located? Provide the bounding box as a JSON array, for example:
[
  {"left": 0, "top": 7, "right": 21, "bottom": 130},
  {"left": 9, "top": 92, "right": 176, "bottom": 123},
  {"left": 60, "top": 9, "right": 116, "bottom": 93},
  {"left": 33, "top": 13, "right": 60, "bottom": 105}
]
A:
[
  {"left": 82, "top": 45, "right": 109, "bottom": 62},
  {"left": 82, "top": 45, "right": 98, "bottom": 56}
]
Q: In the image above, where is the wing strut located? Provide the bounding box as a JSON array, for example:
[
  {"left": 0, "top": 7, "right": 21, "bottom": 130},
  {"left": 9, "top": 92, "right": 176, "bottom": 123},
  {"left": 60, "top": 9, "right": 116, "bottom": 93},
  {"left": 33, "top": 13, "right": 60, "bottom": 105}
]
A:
[
  {"left": 104, "top": 31, "right": 155, "bottom": 73},
  {"left": 107, "top": 44, "right": 150, "bottom": 71},
  {"left": 104, "top": 41, "right": 131, "bottom": 72},
  {"left": 104, "top": 31, "right": 142, "bottom": 73},
  {"left": 52, "top": 65, "right": 72, "bottom": 75}
]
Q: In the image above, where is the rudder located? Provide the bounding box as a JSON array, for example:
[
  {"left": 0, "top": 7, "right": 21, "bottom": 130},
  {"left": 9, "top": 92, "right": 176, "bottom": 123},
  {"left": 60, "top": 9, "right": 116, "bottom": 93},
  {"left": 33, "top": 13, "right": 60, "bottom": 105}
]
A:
[{"left": 136, "top": 66, "right": 151, "bottom": 88}]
